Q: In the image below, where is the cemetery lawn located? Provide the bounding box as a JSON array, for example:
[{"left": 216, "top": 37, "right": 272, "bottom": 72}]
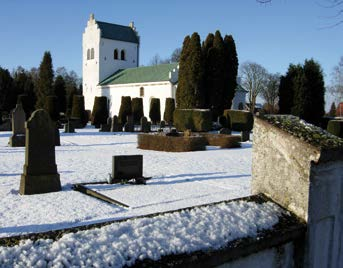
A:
[{"left": 0, "top": 127, "right": 252, "bottom": 238}]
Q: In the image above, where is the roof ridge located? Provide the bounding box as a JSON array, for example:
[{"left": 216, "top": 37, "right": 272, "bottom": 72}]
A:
[{"left": 96, "top": 20, "right": 132, "bottom": 29}]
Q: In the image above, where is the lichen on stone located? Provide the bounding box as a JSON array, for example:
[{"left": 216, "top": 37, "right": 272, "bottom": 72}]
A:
[{"left": 259, "top": 115, "right": 343, "bottom": 149}]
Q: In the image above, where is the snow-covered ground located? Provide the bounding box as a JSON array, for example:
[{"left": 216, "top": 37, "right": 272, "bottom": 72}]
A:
[{"left": 0, "top": 127, "right": 252, "bottom": 238}]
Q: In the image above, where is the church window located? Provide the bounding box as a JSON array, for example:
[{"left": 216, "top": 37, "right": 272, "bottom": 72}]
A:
[
  {"left": 114, "top": 49, "right": 118, "bottom": 60},
  {"left": 140, "top": 87, "right": 144, "bottom": 97},
  {"left": 121, "top": 50, "right": 126, "bottom": 60},
  {"left": 87, "top": 49, "right": 90, "bottom": 60},
  {"left": 91, "top": 48, "right": 94, "bottom": 59}
]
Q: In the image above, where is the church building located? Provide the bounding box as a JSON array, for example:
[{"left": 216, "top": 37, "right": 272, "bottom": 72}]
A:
[{"left": 82, "top": 14, "right": 245, "bottom": 119}]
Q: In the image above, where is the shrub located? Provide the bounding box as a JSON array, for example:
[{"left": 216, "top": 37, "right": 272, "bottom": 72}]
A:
[
  {"left": 327, "top": 120, "right": 343, "bottom": 138},
  {"left": 71, "top": 95, "right": 88, "bottom": 127},
  {"left": 91, "top": 96, "right": 108, "bottom": 128},
  {"left": 132, "top": 97, "right": 144, "bottom": 124},
  {"left": 223, "top": 109, "right": 254, "bottom": 131},
  {"left": 164, "top": 98, "right": 175, "bottom": 125},
  {"left": 149, "top": 98, "right": 161, "bottom": 124},
  {"left": 321, "top": 116, "right": 335, "bottom": 130},
  {"left": 202, "top": 133, "right": 241, "bottom": 148},
  {"left": 173, "top": 109, "right": 212, "bottom": 132},
  {"left": 137, "top": 133, "right": 207, "bottom": 152},
  {"left": 118, "top": 96, "right": 132, "bottom": 125},
  {"left": 45, "top": 95, "right": 59, "bottom": 121}
]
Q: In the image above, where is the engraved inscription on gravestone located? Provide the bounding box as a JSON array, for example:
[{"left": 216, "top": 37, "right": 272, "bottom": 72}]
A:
[{"left": 20, "top": 109, "right": 61, "bottom": 195}]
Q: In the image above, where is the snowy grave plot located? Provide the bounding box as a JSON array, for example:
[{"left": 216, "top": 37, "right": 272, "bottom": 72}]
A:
[
  {"left": 0, "top": 128, "right": 252, "bottom": 237},
  {"left": 0, "top": 197, "right": 300, "bottom": 268}
]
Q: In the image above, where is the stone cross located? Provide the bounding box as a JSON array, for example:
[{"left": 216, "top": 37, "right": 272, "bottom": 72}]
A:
[
  {"left": 20, "top": 109, "right": 61, "bottom": 195},
  {"left": 9, "top": 104, "right": 26, "bottom": 147}
]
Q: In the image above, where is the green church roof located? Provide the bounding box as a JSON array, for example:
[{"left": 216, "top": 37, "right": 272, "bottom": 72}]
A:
[
  {"left": 96, "top": 21, "right": 139, "bottom": 44},
  {"left": 99, "top": 63, "right": 179, "bottom": 86}
]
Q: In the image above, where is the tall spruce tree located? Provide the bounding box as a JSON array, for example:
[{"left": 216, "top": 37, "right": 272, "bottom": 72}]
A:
[
  {"left": 176, "top": 35, "right": 191, "bottom": 108},
  {"left": 36, "top": 51, "right": 54, "bottom": 109},
  {"left": 0, "top": 67, "right": 14, "bottom": 112},
  {"left": 54, "top": 75, "right": 67, "bottom": 114},
  {"left": 223, "top": 35, "right": 239, "bottom": 109},
  {"left": 278, "top": 64, "right": 302, "bottom": 114},
  {"left": 202, "top": 33, "right": 214, "bottom": 108}
]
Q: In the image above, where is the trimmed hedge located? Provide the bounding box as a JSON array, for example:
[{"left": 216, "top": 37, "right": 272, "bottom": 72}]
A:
[
  {"left": 45, "top": 95, "right": 59, "bottom": 121},
  {"left": 132, "top": 97, "right": 144, "bottom": 124},
  {"left": 137, "top": 133, "right": 207, "bottom": 152},
  {"left": 202, "top": 133, "right": 241, "bottom": 148},
  {"left": 71, "top": 95, "right": 88, "bottom": 127},
  {"left": 91, "top": 96, "right": 109, "bottom": 128},
  {"left": 223, "top": 109, "right": 254, "bottom": 132},
  {"left": 173, "top": 109, "right": 212, "bottom": 132},
  {"left": 327, "top": 120, "right": 343, "bottom": 138},
  {"left": 164, "top": 98, "right": 175, "bottom": 125},
  {"left": 118, "top": 96, "right": 132, "bottom": 125},
  {"left": 149, "top": 98, "right": 161, "bottom": 124}
]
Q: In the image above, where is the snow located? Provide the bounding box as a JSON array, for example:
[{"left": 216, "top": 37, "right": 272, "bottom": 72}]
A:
[
  {"left": 0, "top": 127, "right": 251, "bottom": 236},
  {"left": 0, "top": 200, "right": 284, "bottom": 267}
]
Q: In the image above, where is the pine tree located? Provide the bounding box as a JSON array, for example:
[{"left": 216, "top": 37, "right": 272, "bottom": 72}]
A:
[
  {"left": 223, "top": 35, "right": 238, "bottom": 109},
  {"left": 36, "top": 51, "right": 54, "bottom": 109},
  {"left": 54, "top": 75, "right": 67, "bottom": 114},
  {"left": 0, "top": 67, "right": 14, "bottom": 112},
  {"left": 329, "top": 102, "right": 336, "bottom": 117}
]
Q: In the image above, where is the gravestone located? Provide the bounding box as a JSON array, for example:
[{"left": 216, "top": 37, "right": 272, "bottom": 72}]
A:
[
  {"left": 124, "top": 115, "right": 134, "bottom": 132},
  {"left": 20, "top": 109, "right": 61, "bottom": 195},
  {"left": 100, "top": 117, "right": 112, "bottom": 132},
  {"left": 64, "top": 120, "right": 75, "bottom": 133},
  {"left": 9, "top": 104, "right": 26, "bottom": 147},
  {"left": 111, "top": 115, "right": 122, "bottom": 132},
  {"left": 160, "top": 120, "right": 166, "bottom": 128},
  {"left": 110, "top": 155, "right": 143, "bottom": 183},
  {"left": 140, "top": 116, "right": 150, "bottom": 133}
]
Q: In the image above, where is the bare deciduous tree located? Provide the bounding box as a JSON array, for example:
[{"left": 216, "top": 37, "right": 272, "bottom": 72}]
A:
[
  {"left": 240, "top": 61, "right": 268, "bottom": 113},
  {"left": 261, "top": 73, "right": 280, "bottom": 113},
  {"left": 329, "top": 56, "right": 343, "bottom": 101}
]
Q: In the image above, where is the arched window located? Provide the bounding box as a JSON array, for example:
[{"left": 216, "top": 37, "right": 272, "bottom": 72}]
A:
[
  {"left": 87, "top": 49, "right": 90, "bottom": 60},
  {"left": 140, "top": 87, "right": 144, "bottom": 97},
  {"left": 121, "top": 50, "right": 125, "bottom": 60},
  {"left": 114, "top": 49, "right": 118, "bottom": 60},
  {"left": 91, "top": 48, "right": 94, "bottom": 59}
]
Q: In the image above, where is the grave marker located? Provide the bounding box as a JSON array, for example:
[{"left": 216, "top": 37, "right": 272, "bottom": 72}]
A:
[
  {"left": 20, "top": 109, "right": 61, "bottom": 195},
  {"left": 111, "top": 115, "right": 122, "bottom": 132},
  {"left": 110, "top": 155, "right": 143, "bottom": 183},
  {"left": 9, "top": 104, "right": 26, "bottom": 147}
]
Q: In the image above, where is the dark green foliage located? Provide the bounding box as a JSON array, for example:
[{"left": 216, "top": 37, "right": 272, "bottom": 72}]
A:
[
  {"left": 292, "top": 59, "right": 325, "bottom": 126},
  {"left": 118, "top": 96, "right": 132, "bottom": 125},
  {"left": 329, "top": 102, "right": 336, "bottom": 117},
  {"left": 149, "top": 98, "right": 161, "bottom": 124},
  {"left": 71, "top": 95, "right": 87, "bottom": 127},
  {"left": 223, "top": 35, "right": 239, "bottom": 110},
  {"left": 202, "top": 133, "right": 241, "bottom": 148},
  {"left": 0, "top": 67, "right": 15, "bottom": 112},
  {"left": 327, "top": 120, "right": 343, "bottom": 138},
  {"left": 218, "top": 115, "right": 228, "bottom": 128},
  {"left": 223, "top": 110, "right": 254, "bottom": 131},
  {"left": 163, "top": 98, "right": 175, "bottom": 124},
  {"left": 17, "top": 94, "right": 31, "bottom": 119},
  {"left": 176, "top": 33, "right": 205, "bottom": 108},
  {"left": 321, "top": 116, "right": 334, "bottom": 130},
  {"left": 45, "top": 95, "right": 59, "bottom": 121},
  {"left": 36, "top": 51, "right": 54, "bottom": 109},
  {"left": 91, "top": 96, "right": 109, "bottom": 127},
  {"left": 131, "top": 97, "right": 144, "bottom": 124},
  {"left": 137, "top": 133, "right": 207, "bottom": 152},
  {"left": 54, "top": 75, "right": 67, "bottom": 114},
  {"left": 173, "top": 109, "right": 212, "bottom": 132},
  {"left": 66, "top": 85, "right": 77, "bottom": 117}
]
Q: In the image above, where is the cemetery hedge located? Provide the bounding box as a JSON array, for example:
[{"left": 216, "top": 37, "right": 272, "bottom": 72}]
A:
[
  {"left": 173, "top": 109, "right": 212, "bottom": 132},
  {"left": 202, "top": 133, "right": 241, "bottom": 148},
  {"left": 164, "top": 98, "right": 175, "bottom": 125},
  {"left": 149, "top": 98, "right": 161, "bottom": 124},
  {"left": 118, "top": 96, "right": 132, "bottom": 125},
  {"left": 327, "top": 120, "right": 343, "bottom": 138},
  {"left": 71, "top": 95, "right": 88, "bottom": 127},
  {"left": 91, "top": 96, "right": 108, "bottom": 128},
  {"left": 132, "top": 97, "right": 144, "bottom": 124},
  {"left": 137, "top": 133, "right": 207, "bottom": 152},
  {"left": 223, "top": 110, "right": 253, "bottom": 132}
]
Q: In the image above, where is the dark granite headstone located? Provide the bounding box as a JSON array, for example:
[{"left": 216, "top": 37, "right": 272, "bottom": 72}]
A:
[
  {"left": 124, "top": 115, "right": 134, "bottom": 132},
  {"left": 9, "top": 104, "right": 26, "bottom": 147},
  {"left": 20, "top": 109, "right": 61, "bottom": 195},
  {"left": 140, "top": 116, "right": 150, "bottom": 133},
  {"left": 241, "top": 131, "right": 250, "bottom": 142},
  {"left": 99, "top": 117, "right": 112, "bottom": 132},
  {"left": 111, "top": 115, "right": 122, "bottom": 132},
  {"left": 111, "top": 155, "right": 143, "bottom": 183}
]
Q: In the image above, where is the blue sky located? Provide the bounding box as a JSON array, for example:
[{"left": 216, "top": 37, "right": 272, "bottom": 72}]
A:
[{"left": 0, "top": 0, "right": 341, "bottom": 107}]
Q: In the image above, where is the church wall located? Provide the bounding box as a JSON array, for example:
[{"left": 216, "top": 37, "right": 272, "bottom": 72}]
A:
[
  {"left": 100, "top": 82, "right": 173, "bottom": 121},
  {"left": 99, "top": 38, "right": 139, "bottom": 83}
]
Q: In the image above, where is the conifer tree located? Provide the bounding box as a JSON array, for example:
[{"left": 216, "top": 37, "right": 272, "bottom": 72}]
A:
[
  {"left": 131, "top": 97, "right": 144, "bottom": 124},
  {"left": 329, "top": 102, "right": 336, "bottom": 117},
  {"left": 36, "top": 51, "right": 54, "bottom": 109},
  {"left": 0, "top": 67, "right": 14, "bottom": 112},
  {"left": 202, "top": 33, "right": 214, "bottom": 108},
  {"left": 164, "top": 98, "right": 175, "bottom": 125},
  {"left": 54, "top": 75, "right": 67, "bottom": 114},
  {"left": 176, "top": 36, "right": 191, "bottom": 108},
  {"left": 223, "top": 35, "right": 239, "bottom": 109},
  {"left": 149, "top": 98, "right": 161, "bottom": 124},
  {"left": 118, "top": 96, "right": 132, "bottom": 125}
]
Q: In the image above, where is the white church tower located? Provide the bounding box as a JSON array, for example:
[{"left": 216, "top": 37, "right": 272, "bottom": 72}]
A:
[{"left": 82, "top": 14, "right": 140, "bottom": 110}]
